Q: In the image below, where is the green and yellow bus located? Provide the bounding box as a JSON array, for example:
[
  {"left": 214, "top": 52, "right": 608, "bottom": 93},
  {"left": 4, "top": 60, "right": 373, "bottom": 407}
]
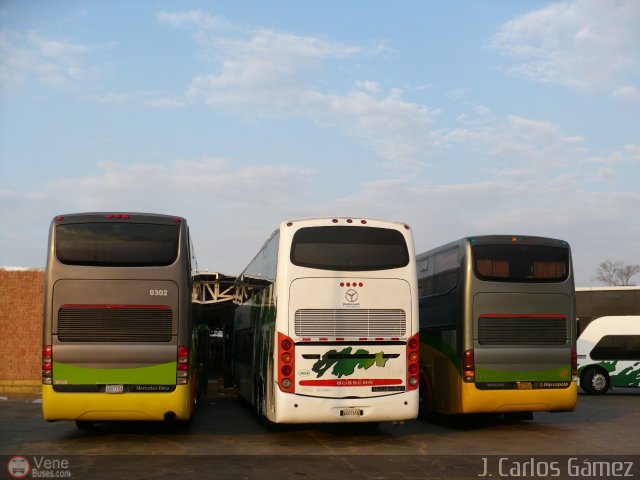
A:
[
  {"left": 417, "top": 235, "right": 577, "bottom": 418},
  {"left": 42, "top": 212, "right": 207, "bottom": 428}
]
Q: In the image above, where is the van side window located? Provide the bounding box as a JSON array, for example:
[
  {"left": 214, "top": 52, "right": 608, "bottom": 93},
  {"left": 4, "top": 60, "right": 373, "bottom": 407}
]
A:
[{"left": 590, "top": 335, "right": 640, "bottom": 361}]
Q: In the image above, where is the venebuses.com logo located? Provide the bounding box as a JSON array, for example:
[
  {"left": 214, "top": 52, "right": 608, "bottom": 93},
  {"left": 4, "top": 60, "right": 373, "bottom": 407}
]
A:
[
  {"left": 7, "top": 457, "right": 30, "bottom": 479},
  {"left": 6, "top": 456, "right": 72, "bottom": 478}
]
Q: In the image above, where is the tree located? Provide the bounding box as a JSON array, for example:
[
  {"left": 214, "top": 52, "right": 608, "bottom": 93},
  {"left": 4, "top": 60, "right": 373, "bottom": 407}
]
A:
[{"left": 594, "top": 260, "right": 640, "bottom": 286}]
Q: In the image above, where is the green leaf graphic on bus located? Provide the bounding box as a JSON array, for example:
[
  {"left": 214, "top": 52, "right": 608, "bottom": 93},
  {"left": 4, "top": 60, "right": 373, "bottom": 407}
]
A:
[
  {"left": 311, "top": 347, "right": 390, "bottom": 378},
  {"left": 602, "top": 361, "right": 640, "bottom": 387},
  {"left": 616, "top": 364, "right": 640, "bottom": 387}
]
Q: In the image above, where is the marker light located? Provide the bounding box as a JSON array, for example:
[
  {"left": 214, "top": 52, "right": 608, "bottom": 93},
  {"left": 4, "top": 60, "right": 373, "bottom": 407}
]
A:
[
  {"left": 406, "top": 333, "right": 419, "bottom": 391},
  {"left": 278, "top": 332, "right": 295, "bottom": 393},
  {"left": 463, "top": 349, "right": 475, "bottom": 382},
  {"left": 177, "top": 345, "right": 189, "bottom": 385},
  {"left": 42, "top": 345, "right": 53, "bottom": 385}
]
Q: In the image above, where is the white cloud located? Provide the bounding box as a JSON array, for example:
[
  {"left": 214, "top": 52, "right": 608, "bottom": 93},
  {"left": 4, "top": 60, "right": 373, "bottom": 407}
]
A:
[
  {"left": 442, "top": 113, "right": 588, "bottom": 174},
  {"left": 325, "top": 88, "right": 434, "bottom": 166},
  {"left": 156, "top": 10, "right": 229, "bottom": 31},
  {"left": 158, "top": 14, "right": 439, "bottom": 167},
  {"left": 612, "top": 85, "right": 640, "bottom": 104},
  {"left": 146, "top": 95, "right": 187, "bottom": 108},
  {"left": 81, "top": 92, "right": 133, "bottom": 105},
  {"left": 183, "top": 28, "right": 361, "bottom": 110},
  {"left": 488, "top": 0, "right": 640, "bottom": 93},
  {"left": 595, "top": 167, "right": 618, "bottom": 181},
  {"left": 52, "top": 158, "right": 315, "bottom": 208},
  {"left": 580, "top": 143, "right": 640, "bottom": 167},
  {"left": 0, "top": 158, "right": 317, "bottom": 273},
  {"left": 0, "top": 29, "right": 100, "bottom": 88}
]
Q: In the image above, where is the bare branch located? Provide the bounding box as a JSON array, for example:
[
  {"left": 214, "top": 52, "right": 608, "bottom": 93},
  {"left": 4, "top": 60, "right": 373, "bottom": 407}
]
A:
[{"left": 594, "top": 259, "right": 640, "bottom": 286}]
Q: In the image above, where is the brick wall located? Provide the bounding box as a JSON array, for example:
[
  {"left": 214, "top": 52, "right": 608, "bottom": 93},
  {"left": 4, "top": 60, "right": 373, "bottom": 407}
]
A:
[{"left": 0, "top": 269, "right": 44, "bottom": 392}]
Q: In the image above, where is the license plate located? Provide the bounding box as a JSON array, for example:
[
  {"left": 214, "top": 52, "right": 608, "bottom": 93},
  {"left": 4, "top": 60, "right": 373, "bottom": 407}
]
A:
[
  {"left": 340, "top": 408, "right": 363, "bottom": 417},
  {"left": 517, "top": 382, "right": 533, "bottom": 390},
  {"left": 105, "top": 385, "right": 124, "bottom": 394}
]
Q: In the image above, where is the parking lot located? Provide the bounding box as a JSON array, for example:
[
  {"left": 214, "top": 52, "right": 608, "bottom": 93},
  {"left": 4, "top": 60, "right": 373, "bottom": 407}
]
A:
[{"left": 1, "top": 389, "right": 639, "bottom": 479}]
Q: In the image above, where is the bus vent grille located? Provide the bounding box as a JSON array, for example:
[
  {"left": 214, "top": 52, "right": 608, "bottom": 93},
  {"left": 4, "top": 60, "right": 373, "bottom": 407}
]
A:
[
  {"left": 294, "top": 309, "right": 406, "bottom": 337},
  {"left": 478, "top": 316, "right": 567, "bottom": 345},
  {"left": 57, "top": 306, "right": 173, "bottom": 342}
]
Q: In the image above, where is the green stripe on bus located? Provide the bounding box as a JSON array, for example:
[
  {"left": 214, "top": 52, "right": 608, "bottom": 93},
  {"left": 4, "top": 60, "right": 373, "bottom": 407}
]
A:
[
  {"left": 475, "top": 365, "right": 571, "bottom": 382},
  {"left": 52, "top": 361, "right": 177, "bottom": 385},
  {"left": 421, "top": 335, "right": 462, "bottom": 374}
]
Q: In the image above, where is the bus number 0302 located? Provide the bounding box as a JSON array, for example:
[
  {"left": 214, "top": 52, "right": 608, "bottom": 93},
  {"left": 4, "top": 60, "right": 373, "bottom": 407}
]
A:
[{"left": 149, "top": 289, "right": 168, "bottom": 296}]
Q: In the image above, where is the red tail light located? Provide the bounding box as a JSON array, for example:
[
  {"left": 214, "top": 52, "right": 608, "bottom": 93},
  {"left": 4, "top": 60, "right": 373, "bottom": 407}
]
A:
[
  {"left": 463, "top": 349, "right": 475, "bottom": 382},
  {"left": 406, "top": 333, "right": 419, "bottom": 391},
  {"left": 177, "top": 345, "right": 189, "bottom": 385},
  {"left": 571, "top": 348, "right": 577, "bottom": 381},
  {"left": 42, "top": 345, "right": 52, "bottom": 385},
  {"left": 278, "top": 332, "right": 295, "bottom": 393}
]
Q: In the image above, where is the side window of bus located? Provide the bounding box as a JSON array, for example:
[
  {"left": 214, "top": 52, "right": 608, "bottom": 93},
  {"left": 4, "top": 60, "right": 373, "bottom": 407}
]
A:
[
  {"left": 590, "top": 335, "right": 640, "bottom": 361},
  {"left": 434, "top": 247, "right": 459, "bottom": 295},
  {"left": 418, "top": 256, "right": 434, "bottom": 297},
  {"left": 419, "top": 247, "right": 459, "bottom": 331}
]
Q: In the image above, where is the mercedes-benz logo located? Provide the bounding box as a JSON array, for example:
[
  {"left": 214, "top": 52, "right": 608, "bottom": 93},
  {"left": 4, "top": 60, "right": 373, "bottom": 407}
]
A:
[{"left": 345, "top": 289, "right": 358, "bottom": 302}]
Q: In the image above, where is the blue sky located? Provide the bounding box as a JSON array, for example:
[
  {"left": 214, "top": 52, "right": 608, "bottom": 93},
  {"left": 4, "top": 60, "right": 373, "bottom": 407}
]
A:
[{"left": 1, "top": 0, "right": 638, "bottom": 286}]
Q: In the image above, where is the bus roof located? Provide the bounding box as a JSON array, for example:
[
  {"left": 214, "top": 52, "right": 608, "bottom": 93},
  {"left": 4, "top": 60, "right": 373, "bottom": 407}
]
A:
[
  {"left": 578, "top": 315, "right": 640, "bottom": 338},
  {"left": 280, "top": 217, "right": 411, "bottom": 230},
  {"left": 465, "top": 235, "right": 569, "bottom": 246},
  {"left": 417, "top": 234, "right": 570, "bottom": 258},
  {"left": 52, "top": 212, "right": 186, "bottom": 225},
  {"left": 576, "top": 286, "right": 640, "bottom": 292}
]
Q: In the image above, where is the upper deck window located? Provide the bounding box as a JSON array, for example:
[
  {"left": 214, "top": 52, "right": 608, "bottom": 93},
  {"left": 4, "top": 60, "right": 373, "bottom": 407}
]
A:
[
  {"left": 472, "top": 244, "right": 569, "bottom": 282},
  {"left": 56, "top": 222, "right": 179, "bottom": 267},
  {"left": 290, "top": 226, "right": 409, "bottom": 271}
]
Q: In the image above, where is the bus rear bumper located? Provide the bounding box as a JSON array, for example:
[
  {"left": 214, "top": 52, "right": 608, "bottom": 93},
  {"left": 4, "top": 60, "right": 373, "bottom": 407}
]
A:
[
  {"left": 460, "top": 381, "right": 577, "bottom": 414},
  {"left": 41, "top": 385, "right": 193, "bottom": 422},
  {"left": 270, "top": 390, "right": 419, "bottom": 424}
]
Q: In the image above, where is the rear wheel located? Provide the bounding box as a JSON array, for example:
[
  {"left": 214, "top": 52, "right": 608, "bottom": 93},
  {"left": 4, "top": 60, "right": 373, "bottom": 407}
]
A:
[
  {"left": 581, "top": 367, "right": 610, "bottom": 394},
  {"left": 504, "top": 411, "right": 534, "bottom": 422},
  {"left": 75, "top": 420, "right": 94, "bottom": 430}
]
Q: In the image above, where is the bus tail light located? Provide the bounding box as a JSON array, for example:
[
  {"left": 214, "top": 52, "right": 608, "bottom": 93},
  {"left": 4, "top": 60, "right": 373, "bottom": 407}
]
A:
[
  {"left": 463, "top": 349, "right": 475, "bottom": 382},
  {"left": 571, "top": 348, "right": 578, "bottom": 381},
  {"left": 177, "top": 345, "right": 189, "bottom": 385},
  {"left": 42, "top": 345, "right": 53, "bottom": 385},
  {"left": 407, "top": 333, "right": 419, "bottom": 391},
  {"left": 278, "top": 332, "right": 295, "bottom": 393}
]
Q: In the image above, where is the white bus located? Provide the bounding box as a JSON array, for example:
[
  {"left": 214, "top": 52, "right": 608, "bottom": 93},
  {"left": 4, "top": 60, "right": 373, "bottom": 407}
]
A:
[
  {"left": 576, "top": 287, "right": 640, "bottom": 394},
  {"left": 231, "top": 217, "right": 419, "bottom": 424}
]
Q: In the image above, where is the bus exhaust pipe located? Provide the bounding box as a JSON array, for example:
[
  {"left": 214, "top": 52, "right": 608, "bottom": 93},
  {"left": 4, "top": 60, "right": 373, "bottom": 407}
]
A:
[{"left": 163, "top": 411, "right": 176, "bottom": 422}]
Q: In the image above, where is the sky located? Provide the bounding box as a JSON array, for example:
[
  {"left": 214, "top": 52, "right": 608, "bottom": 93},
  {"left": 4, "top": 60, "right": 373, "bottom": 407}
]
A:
[{"left": 1, "top": 0, "right": 639, "bottom": 286}]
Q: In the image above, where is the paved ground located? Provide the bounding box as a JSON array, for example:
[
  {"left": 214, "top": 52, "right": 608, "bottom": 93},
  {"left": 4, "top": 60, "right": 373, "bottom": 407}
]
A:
[{"left": 1, "top": 389, "right": 639, "bottom": 479}]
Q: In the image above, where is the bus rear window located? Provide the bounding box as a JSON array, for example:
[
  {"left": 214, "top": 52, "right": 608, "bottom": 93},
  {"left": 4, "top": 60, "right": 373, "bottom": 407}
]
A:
[
  {"left": 56, "top": 223, "right": 179, "bottom": 266},
  {"left": 472, "top": 244, "right": 569, "bottom": 282},
  {"left": 290, "top": 226, "right": 409, "bottom": 271}
]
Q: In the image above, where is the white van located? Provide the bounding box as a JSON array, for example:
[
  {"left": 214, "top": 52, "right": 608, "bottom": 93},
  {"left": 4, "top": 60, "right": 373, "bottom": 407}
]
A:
[{"left": 577, "top": 315, "right": 640, "bottom": 394}]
